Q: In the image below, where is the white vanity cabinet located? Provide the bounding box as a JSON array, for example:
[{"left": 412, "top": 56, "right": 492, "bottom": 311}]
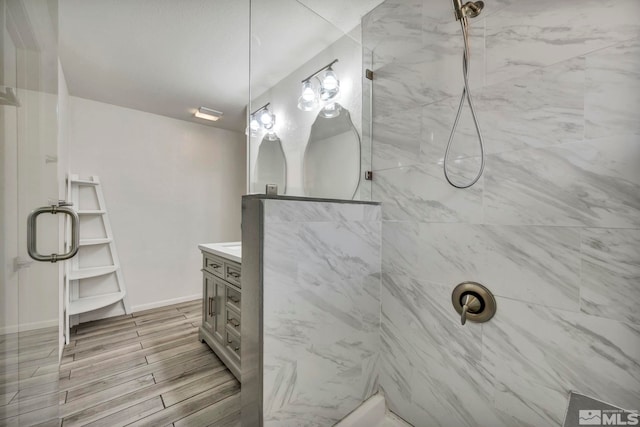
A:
[{"left": 198, "top": 243, "right": 241, "bottom": 381}]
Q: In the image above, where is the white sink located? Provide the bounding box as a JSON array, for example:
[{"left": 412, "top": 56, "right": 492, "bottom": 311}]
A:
[{"left": 198, "top": 241, "right": 241, "bottom": 263}]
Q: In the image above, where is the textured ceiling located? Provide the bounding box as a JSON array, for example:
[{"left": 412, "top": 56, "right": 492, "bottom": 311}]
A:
[{"left": 59, "top": 0, "right": 383, "bottom": 133}]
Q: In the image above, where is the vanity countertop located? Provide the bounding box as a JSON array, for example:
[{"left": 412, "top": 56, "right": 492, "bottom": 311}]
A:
[{"left": 198, "top": 241, "right": 242, "bottom": 263}]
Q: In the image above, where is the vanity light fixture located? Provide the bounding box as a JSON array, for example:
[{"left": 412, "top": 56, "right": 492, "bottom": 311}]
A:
[
  {"left": 194, "top": 106, "right": 223, "bottom": 121},
  {"left": 247, "top": 102, "right": 275, "bottom": 136},
  {"left": 297, "top": 59, "right": 340, "bottom": 111}
]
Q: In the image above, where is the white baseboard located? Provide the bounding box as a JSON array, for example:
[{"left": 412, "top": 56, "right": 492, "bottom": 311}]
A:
[
  {"left": 131, "top": 294, "right": 202, "bottom": 313},
  {"left": 76, "top": 294, "right": 203, "bottom": 325},
  {"left": 0, "top": 319, "right": 58, "bottom": 335}
]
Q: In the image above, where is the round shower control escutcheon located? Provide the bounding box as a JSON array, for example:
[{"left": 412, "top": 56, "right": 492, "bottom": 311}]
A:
[{"left": 451, "top": 281, "right": 497, "bottom": 325}]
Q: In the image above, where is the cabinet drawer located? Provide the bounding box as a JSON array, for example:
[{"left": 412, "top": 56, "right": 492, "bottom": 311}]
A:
[
  {"left": 226, "top": 307, "right": 241, "bottom": 332},
  {"left": 203, "top": 253, "right": 224, "bottom": 278},
  {"left": 224, "top": 262, "right": 241, "bottom": 287},
  {"left": 226, "top": 286, "right": 241, "bottom": 311},
  {"left": 225, "top": 330, "right": 240, "bottom": 360}
]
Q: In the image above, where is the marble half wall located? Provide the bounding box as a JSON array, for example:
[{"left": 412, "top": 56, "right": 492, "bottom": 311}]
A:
[{"left": 241, "top": 196, "right": 382, "bottom": 427}]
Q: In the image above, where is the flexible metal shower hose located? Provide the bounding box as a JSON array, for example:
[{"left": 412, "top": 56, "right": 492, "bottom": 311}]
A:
[{"left": 443, "top": 17, "right": 485, "bottom": 189}]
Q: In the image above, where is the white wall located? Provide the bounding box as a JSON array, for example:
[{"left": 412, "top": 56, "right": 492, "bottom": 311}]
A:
[{"left": 68, "top": 97, "right": 245, "bottom": 320}]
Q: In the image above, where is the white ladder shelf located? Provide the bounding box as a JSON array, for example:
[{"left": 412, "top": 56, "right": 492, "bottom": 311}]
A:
[{"left": 64, "top": 174, "right": 131, "bottom": 343}]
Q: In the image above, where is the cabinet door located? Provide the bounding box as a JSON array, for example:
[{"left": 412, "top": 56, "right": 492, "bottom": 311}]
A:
[
  {"left": 203, "top": 272, "right": 215, "bottom": 333},
  {"left": 213, "top": 277, "right": 226, "bottom": 343}
]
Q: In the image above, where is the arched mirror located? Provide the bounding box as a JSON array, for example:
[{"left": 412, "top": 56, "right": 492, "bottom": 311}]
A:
[
  {"left": 303, "top": 103, "right": 361, "bottom": 199},
  {"left": 253, "top": 133, "right": 287, "bottom": 194}
]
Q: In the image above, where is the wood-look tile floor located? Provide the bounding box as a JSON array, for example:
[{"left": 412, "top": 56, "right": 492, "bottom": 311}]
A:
[
  {"left": 0, "top": 326, "right": 60, "bottom": 426},
  {"left": 59, "top": 300, "right": 240, "bottom": 427}
]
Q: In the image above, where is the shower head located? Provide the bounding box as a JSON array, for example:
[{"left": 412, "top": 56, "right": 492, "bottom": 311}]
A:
[{"left": 452, "top": 0, "right": 484, "bottom": 20}]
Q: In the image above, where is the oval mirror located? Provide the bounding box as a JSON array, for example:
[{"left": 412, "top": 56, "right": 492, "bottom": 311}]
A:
[
  {"left": 252, "top": 133, "right": 287, "bottom": 194},
  {"left": 303, "top": 103, "right": 361, "bottom": 199}
]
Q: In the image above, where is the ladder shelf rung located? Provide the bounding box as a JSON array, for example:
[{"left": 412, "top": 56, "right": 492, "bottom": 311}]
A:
[
  {"left": 70, "top": 179, "right": 99, "bottom": 186},
  {"left": 67, "top": 291, "right": 126, "bottom": 315},
  {"left": 79, "top": 238, "right": 112, "bottom": 246},
  {"left": 69, "top": 265, "right": 118, "bottom": 280},
  {"left": 77, "top": 210, "right": 106, "bottom": 215}
]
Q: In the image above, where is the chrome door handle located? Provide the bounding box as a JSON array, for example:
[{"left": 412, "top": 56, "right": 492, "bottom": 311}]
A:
[{"left": 27, "top": 205, "right": 79, "bottom": 262}]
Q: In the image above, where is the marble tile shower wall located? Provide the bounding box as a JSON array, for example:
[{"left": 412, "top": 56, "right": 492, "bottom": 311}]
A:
[
  {"left": 363, "top": 0, "right": 640, "bottom": 426},
  {"left": 261, "top": 200, "right": 381, "bottom": 426}
]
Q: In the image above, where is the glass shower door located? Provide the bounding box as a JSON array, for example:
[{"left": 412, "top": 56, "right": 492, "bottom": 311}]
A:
[{"left": 1, "top": 0, "right": 61, "bottom": 424}]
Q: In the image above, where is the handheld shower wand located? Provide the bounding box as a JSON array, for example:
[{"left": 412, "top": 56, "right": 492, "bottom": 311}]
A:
[{"left": 443, "top": 0, "right": 486, "bottom": 189}]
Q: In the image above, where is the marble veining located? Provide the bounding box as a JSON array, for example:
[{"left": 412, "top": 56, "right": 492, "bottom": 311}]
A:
[
  {"left": 585, "top": 40, "right": 640, "bottom": 139},
  {"left": 420, "top": 94, "right": 483, "bottom": 166},
  {"left": 417, "top": 223, "right": 582, "bottom": 311},
  {"left": 382, "top": 274, "right": 515, "bottom": 427},
  {"left": 421, "top": 56, "right": 584, "bottom": 162},
  {"left": 364, "top": 0, "right": 640, "bottom": 425},
  {"left": 481, "top": 298, "right": 640, "bottom": 411},
  {"left": 261, "top": 200, "right": 381, "bottom": 426},
  {"left": 485, "top": 136, "right": 640, "bottom": 228},
  {"left": 372, "top": 18, "right": 484, "bottom": 124},
  {"left": 372, "top": 105, "right": 422, "bottom": 171},
  {"left": 263, "top": 199, "right": 380, "bottom": 223},
  {"left": 478, "top": 57, "right": 584, "bottom": 155},
  {"left": 580, "top": 228, "right": 640, "bottom": 325},
  {"left": 372, "top": 163, "right": 483, "bottom": 223},
  {"left": 485, "top": 0, "right": 640, "bottom": 85},
  {"left": 362, "top": 0, "right": 423, "bottom": 69},
  {"left": 492, "top": 373, "right": 570, "bottom": 427}
]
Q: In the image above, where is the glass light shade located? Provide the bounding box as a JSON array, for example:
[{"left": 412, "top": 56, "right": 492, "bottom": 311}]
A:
[
  {"left": 319, "top": 68, "right": 340, "bottom": 101},
  {"left": 319, "top": 102, "right": 341, "bottom": 118},
  {"left": 298, "top": 80, "right": 318, "bottom": 111},
  {"left": 259, "top": 109, "right": 273, "bottom": 126},
  {"left": 262, "top": 113, "right": 275, "bottom": 130},
  {"left": 301, "top": 81, "right": 315, "bottom": 101},
  {"left": 249, "top": 116, "right": 260, "bottom": 131},
  {"left": 321, "top": 68, "right": 339, "bottom": 90}
]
